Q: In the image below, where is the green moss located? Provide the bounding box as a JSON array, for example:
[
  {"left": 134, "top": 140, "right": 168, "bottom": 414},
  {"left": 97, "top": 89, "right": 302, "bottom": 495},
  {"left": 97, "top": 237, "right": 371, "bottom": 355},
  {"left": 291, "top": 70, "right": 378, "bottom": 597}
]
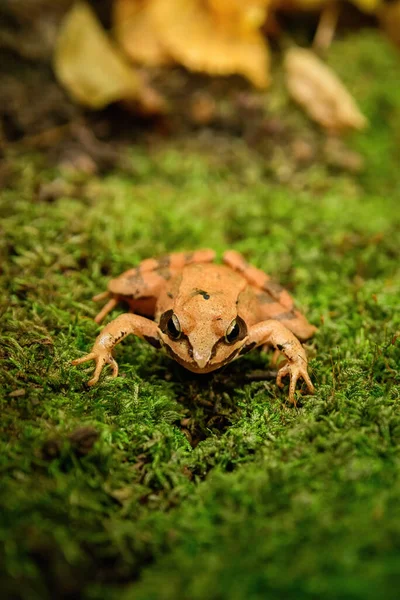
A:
[{"left": 1, "top": 31, "right": 400, "bottom": 600}]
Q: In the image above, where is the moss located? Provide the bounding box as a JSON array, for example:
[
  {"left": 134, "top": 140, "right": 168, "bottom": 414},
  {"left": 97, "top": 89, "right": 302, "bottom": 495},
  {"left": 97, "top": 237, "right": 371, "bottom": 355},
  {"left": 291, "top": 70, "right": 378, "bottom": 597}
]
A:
[{"left": 1, "top": 31, "right": 400, "bottom": 600}]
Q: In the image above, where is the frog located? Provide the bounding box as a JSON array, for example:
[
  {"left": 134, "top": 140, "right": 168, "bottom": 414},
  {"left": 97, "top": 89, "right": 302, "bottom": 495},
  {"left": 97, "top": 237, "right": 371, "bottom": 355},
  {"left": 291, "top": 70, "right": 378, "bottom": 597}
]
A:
[{"left": 71, "top": 249, "right": 317, "bottom": 403}]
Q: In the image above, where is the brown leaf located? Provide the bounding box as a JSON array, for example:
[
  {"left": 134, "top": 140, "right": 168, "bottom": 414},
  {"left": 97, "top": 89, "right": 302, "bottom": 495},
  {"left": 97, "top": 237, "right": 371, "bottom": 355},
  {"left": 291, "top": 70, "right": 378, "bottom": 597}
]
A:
[
  {"left": 379, "top": 1, "right": 400, "bottom": 46},
  {"left": 9, "top": 388, "right": 26, "bottom": 398},
  {"left": 284, "top": 47, "right": 368, "bottom": 132}
]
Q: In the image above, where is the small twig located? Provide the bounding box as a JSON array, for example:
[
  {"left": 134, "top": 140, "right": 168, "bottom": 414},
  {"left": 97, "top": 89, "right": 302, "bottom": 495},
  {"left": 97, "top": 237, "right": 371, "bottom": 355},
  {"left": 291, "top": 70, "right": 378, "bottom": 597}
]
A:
[
  {"left": 313, "top": 2, "right": 340, "bottom": 53},
  {"left": 14, "top": 123, "right": 72, "bottom": 149}
]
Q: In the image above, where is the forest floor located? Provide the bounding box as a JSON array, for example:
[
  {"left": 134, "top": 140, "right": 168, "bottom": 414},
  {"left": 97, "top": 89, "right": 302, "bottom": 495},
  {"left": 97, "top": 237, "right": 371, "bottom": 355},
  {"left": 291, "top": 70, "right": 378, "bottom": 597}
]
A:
[{"left": 1, "top": 29, "right": 400, "bottom": 600}]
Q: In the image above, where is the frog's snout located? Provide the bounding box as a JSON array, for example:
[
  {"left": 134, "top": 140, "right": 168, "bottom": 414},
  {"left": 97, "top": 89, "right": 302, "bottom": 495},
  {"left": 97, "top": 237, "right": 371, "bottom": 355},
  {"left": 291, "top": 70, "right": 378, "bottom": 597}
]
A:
[{"left": 192, "top": 348, "right": 211, "bottom": 369}]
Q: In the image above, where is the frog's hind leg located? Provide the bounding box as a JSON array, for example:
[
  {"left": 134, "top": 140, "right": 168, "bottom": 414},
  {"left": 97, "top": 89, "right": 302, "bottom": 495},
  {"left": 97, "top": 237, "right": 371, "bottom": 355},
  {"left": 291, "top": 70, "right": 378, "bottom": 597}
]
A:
[
  {"left": 224, "top": 250, "right": 294, "bottom": 309},
  {"left": 93, "top": 249, "right": 216, "bottom": 324},
  {"left": 93, "top": 292, "right": 118, "bottom": 324},
  {"left": 256, "top": 294, "right": 317, "bottom": 342},
  {"left": 224, "top": 250, "right": 316, "bottom": 342}
]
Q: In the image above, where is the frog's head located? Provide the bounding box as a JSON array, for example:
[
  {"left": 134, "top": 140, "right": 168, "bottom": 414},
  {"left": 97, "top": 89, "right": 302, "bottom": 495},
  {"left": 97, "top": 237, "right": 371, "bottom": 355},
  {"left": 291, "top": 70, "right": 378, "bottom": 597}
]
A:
[{"left": 157, "top": 302, "right": 249, "bottom": 373}]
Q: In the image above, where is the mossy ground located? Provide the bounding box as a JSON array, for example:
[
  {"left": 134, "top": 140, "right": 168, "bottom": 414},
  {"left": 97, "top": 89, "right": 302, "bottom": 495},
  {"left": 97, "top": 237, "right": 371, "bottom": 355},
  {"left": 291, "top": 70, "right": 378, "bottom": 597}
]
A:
[{"left": 1, "top": 31, "right": 400, "bottom": 600}]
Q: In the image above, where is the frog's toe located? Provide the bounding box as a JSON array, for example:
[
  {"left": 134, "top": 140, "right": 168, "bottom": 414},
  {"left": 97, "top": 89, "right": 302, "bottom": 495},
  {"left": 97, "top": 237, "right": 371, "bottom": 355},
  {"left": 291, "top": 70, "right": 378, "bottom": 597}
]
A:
[
  {"left": 108, "top": 356, "right": 119, "bottom": 378},
  {"left": 276, "top": 361, "right": 314, "bottom": 403},
  {"left": 276, "top": 363, "right": 290, "bottom": 389},
  {"left": 92, "top": 291, "right": 110, "bottom": 302},
  {"left": 301, "top": 369, "right": 315, "bottom": 395},
  {"left": 71, "top": 352, "right": 96, "bottom": 366},
  {"left": 87, "top": 358, "right": 105, "bottom": 386},
  {"left": 94, "top": 298, "right": 118, "bottom": 324}
]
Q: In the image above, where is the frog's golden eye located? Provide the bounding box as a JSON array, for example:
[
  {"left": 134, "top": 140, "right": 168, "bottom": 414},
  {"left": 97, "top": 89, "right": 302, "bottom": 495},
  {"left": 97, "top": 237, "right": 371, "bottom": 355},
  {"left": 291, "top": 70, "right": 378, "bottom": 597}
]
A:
[
  {"left": 167, "top": 314, "right": 181, "bottom": 340},
  {"left": 225, "top": 317, "right": 247, "bottom": 344}
]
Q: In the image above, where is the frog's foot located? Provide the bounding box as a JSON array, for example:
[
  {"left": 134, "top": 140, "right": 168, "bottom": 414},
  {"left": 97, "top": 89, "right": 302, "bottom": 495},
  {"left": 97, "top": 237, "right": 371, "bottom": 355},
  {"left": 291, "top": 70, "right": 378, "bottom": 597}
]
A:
[
  {"left": 71, "top": 313, "right": 159, "bottom": 386},
  {"left": 269, "top": 348, "right": 281, "bottom": 366},
  {"left": 247, "top": 320, "right": 315, "bottom": 404},
  {"left": 71, "top": 348, "right": 118, "bottom": 386},
  {"left": 276, "top": 359, "right": 315, "bottom": 405},
  {"left": 261, "top": 346, "right": 285, "bottom": 367},
  {"left": 92, "top": 292, "right": 118, "bottom": 324}
]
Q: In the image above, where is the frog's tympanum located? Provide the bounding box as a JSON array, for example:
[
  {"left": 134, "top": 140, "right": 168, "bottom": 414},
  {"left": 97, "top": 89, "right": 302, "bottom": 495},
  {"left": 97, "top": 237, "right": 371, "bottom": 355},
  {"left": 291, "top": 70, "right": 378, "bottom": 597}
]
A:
[{"left": 72, "top": 250, "right": 316, "bottom": 402}]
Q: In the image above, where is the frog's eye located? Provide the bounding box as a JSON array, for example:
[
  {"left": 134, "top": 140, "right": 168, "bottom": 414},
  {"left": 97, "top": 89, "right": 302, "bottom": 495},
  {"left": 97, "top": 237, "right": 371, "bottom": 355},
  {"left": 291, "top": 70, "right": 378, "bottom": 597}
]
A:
[
  {"left": 159, "top": 310, "right": 182, "bottom": 340},
  {"left": 167, "top": 313, "right": 181, "bottom": 340},
  {"left": 225, "top": 317, "right": 247, "bottom": 344}
]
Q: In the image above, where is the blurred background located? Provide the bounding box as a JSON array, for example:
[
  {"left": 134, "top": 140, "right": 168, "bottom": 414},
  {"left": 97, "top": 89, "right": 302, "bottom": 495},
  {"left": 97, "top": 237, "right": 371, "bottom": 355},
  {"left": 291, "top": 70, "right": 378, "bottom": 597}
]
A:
[{"left": 1, "top": 0, "right": 399, "bottom": 174}]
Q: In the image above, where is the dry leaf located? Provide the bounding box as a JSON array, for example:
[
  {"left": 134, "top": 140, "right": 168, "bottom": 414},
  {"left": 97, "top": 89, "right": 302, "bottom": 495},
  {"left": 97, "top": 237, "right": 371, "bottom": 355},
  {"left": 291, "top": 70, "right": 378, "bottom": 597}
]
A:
[
  {"left": 350, "top": 0, "right": 381, "bottom": 13},
  {"left": 284, "top": 47, "right": 368, "bottom": 132},
  {"left": 207, "top": 0, "right": 268, "bottom": 32},
  {"left": 113, "top": 0, "right": 271, "bottom": 88},
  {"left": 54, "top": 1, "right": 164, "bottom": 113},
  {"left": 278, "top": 0, "right": 381, "bottom": 11},
  {"left": 379, "top": 1, "right": 400, "bottom": 46},
  {"left": 113, "top": 0, "right": 172, "bottom": 66},
  {"left": 153, "top": 0, "right": 271, "bottom": 88}
]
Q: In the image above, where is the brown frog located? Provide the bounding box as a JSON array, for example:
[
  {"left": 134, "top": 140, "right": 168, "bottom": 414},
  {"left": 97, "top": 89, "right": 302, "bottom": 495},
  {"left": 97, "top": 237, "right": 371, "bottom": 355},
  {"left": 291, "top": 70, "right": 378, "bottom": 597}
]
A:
[{"left": 72, "top": 249, "right": 316, "bottom": 402}]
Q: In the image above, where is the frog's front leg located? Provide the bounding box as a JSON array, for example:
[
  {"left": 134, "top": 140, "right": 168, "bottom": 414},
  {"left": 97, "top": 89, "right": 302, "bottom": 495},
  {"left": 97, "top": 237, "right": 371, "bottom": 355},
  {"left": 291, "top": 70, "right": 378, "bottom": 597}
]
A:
[
  {"left": 245, "top": 320, "right": 315, "bottom": 403},
  {"left": 71, "top": 314, "right": 159, "bottom": 386}
]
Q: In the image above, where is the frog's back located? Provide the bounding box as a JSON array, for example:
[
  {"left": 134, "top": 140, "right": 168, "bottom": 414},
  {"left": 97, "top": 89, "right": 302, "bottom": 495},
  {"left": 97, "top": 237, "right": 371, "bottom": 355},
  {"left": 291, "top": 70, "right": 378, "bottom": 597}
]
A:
[
  {"left": 156, "top": 262, "right": 249, "bottom": 322},
  {"left": 157, "top": 261, "right": 316, "bottom": 340},
  {"left": 179, "top": 262, "right": 246, "bottom": 298},
  {"left": 222, "top": 253, "right": 315, "bottom": 340}
]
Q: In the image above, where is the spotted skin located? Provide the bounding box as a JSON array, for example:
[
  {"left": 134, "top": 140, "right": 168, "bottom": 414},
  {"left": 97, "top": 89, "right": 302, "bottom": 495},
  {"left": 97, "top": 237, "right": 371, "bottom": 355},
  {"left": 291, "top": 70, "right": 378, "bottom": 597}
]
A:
[
  {"left": 223, "top": 250, "right": 316, "bottom": 341},
  {"left": 72, "top": 249, "right": 316, "bottom": 403},
  {"left": 93, "top": 249, "right": 216, "bottom": 323}
]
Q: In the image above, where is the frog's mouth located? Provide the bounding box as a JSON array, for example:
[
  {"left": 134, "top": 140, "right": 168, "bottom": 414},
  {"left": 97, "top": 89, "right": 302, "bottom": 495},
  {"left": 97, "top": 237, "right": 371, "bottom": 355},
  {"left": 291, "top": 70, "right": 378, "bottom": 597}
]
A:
[{"left": 163, "top": 343, "right": 241, "bottom": 374}]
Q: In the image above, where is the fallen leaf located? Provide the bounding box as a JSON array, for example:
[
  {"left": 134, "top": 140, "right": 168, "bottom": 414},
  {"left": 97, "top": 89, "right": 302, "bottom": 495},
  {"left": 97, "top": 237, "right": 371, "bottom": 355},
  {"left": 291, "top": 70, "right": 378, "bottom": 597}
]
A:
[
  {"left": 284, "top": 47, "right": 368, "bottom": 132},
  {"left": 113, "top": 0, "right": 271, "bottom": 88},
  {"left": 154, "top": 0, "right": 271, "bottom": 88},
  {"left": 113, "top": 0, "right": 172, "bottom": 66},
  {"left": 280, "top": 0, "right": 380, "bottom": 12},
  {"left": 351, "top": 0, "right": 381, "bottom": 13},
  {"left": 379, "top": 1, "right": 400, "bottom": 46},
  {"left": 9, "top": 388, "right": 26, "bottom": 398},
  {"left": 54, "top": 1, "right": 164, "bottom": 113}
]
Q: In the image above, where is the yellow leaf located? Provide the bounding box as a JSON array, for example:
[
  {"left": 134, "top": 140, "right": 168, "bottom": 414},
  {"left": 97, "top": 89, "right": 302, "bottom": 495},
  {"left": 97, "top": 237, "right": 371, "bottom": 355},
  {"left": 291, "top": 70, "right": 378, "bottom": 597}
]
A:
[
  {"left": 151, "top": 0, "right": 271, "bottom": 88},
  {"left": 113, "top": 0, "right": 172, "bottom": 66},
  {"left": 113, "top": 0, "right": 271, "bottom": 88},
  {"left": 350, "top": 0, "right": 381, "bottom": 14},
  {"left": 279, "top": 0, "right": 381, "bottom": 12},
  {"left": 54, "top": 1, "right": 151, "bottom": 110}
]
